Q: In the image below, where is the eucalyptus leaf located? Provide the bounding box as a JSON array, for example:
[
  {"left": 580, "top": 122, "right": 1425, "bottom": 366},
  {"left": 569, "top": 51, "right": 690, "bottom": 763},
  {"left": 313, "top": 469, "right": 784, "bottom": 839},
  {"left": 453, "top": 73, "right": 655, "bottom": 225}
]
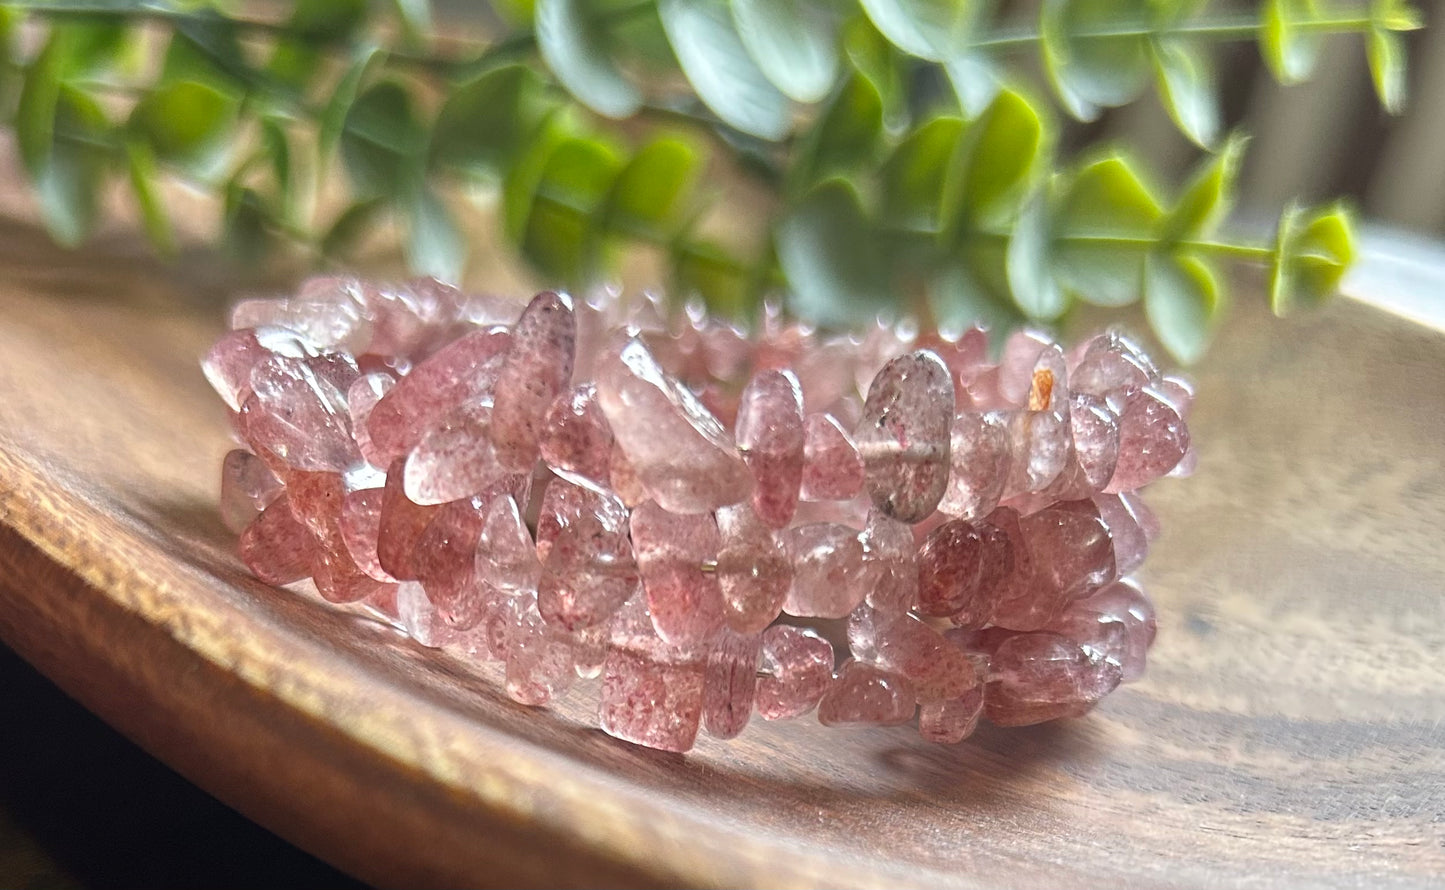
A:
[
  {"left": 1052, "top": 155, "right": 1162, "bottom": 307},
  {"left": 390, "top": 0, "right": 434, "bottom": 47},
  {"left": 929, "top": 260, "right": 1022, "bottom": 334},
  {"left": 606, "top": 137, "right": 699, "bottom": 235},
  {"left": 520, "top": 136, "right": 625, "bottom": 281},
  {"left": 659, "top": 0, "right": 790, "bottom": 140},
  {"left": 36, "top": 88, "right": 111, "bottom": 247},
  {"left": 130, "top": 79, "right": 237, "bottom": 165},
  {"left": 1153, "top": 38, "right": 1219, "bottom": 148},
  {"left": 340, "top": 79, "right": 425, "bottom": 198},
  {"left": 318, "top": 45, "right": 381, "bottom": 169},
  {"left": 502, "top": 116, "right": 566, "bottom": 243},
  {"left": 536, "top": 0, "right": 641, "bottom": 119},
  {"left": 859, "top": 0, "right": 966, "bottom": 61},
  {"left": 223, "top": 183, "right": 272, "bottom": 264},
  {"left": 945, "top": 88, "right": 1045, "bottom": 232},
  {"left": 1042, "top": 0, "right": 1154, "bottom": 120},
  {"left": 125, "top": 141, "right": 175, "bottom": 256},
  {"left": 431, "top": 64, "right": 552, "bottom": 173},
  {"left": 1261, "top": 0, "right": 1324, "bottom": 83},
  {"left": 1144, "top": 252, "right": 1221, "bottom": 364},
  {"left": 672, "top": 239, "right": 754, "bottom": 317},
  {"left": 1366, "top": 26, "right": 1406, "bottom": 114},
  {"left": 730, "top": 0, "right": 837, "bottom": 103},
  {"left": 943, "top": 52, "right": 1002, "bottom": 119},
  {"left": 776, "top": 179, "right": 890, "bottom": 326},
  {"left": 1270, "top": 202, "right": 1355, "bottom": 315},
  {"left": 1165, "top": 132, "right": 1246, "bottom": 240},
  {"left": 881, "top": 115, "right": 963, "bottom": 231},
  {"left": 406, "top": 186, "right": 466, "bottom": 283},
  {"left": 322, "top": 197, "right": 387, "bottom": 259},
  {"left": 792, "top": 73, "right": 885, "bottom": 189},
  {"left": 16, "top": 30, "right": 67, "bottom": 175},
  {"left": 842, "top": 17, "right": 908, "bottom": 132},
  {"left": 1005, "top": 189, "right": 1067, "bottom": 320}
]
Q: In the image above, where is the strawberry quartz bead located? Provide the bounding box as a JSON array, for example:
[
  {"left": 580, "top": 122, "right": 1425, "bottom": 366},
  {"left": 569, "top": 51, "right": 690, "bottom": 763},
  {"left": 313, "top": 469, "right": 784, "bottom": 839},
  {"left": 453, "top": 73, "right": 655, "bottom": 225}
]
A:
[
  {"left": 338, "top": 488, "right": 395, "bottom": 582},
  {"left": 491, "top": 291, "right": 577, "bottom": 471},
  {"left": 799, "top": 413, "right": 864, "bottom": 501},
  {"left": 734, "top": 369, "right": 806, "bottom": 527},
  {"left": 595, "top": 336, "right": 752, "bottom": 514},
  {"left": 714, "top": 503, "right": 791, "bottom": 634},
  {"left": 503, "top": 593, "right": 578, "bottom": 706},
  {"left": 1049, "top": 579, "right": 1157, "bottom": 682},
  {"left": 244, "top": 354, "right": 361, "bottom": 472},
  {"left": 239, "top": 495, "right": 316, "bottom": 585},
  {"left": 366, "top": 327, "right": 511, "bottom": 465},
  {"left": 376, "top": 458, "right": 437, "bottom": 581},
  {"left": 1069, "top": 392, "right": 1121, "bottom": 492},
  {"left": 219, "top": 449, "right": 282, "bottom": 533},
  {"left": 854, "top": 350, "right": 954, "bottom": 523},
  {"left": 781, "top": 522, "right": 869, "bottom": 619},
  {"left": 402, "top": 401, "right": 507, "bottom": 505},
  {"left": 938, "top": 411, "right": 1011, "bottom": 520},
  {"left": 918, "top": 683, "right": 985, "bottom": 744},
  {"left": 600, "top": 597, "right": 706, "bottom": 752},
  {"left": 755, "top": 626, "right": 834, "bottom": 720},
  {"left": 347, "top": 373, "right": 395, "bottom": 468},
  {"left": 1105, "top": 387, "right": 1191, "bottom": 492},
  {"left": 1092, "top": 492, "right": 1149, "bottom": 575},
  {"left": 539, "top": 383, "right": 614, "bottom": 488},
  {"left": 992, "top": 502, "right": 1115, "bottom": 631},
  {"left": 916, "top": 519, "right": 987, "bottom": 618},
  {"left": 1070, "top": 331, "right": 1156, "bottom": 412},
  {"left": 1003, "top": 345, "right": 1071, "bottom": 497},
  {"left": 859, "top": 509, "right": 917, "bottom": 612},
  {"left": 412, "top": 495, "right": 493, "bottom": 628},
  {"left": 630, "top": 500, "right": 726, "bottom": 647},
  {"left": 851, "top": 609, "right": 979, "bottom": 703},
  {"left": 817, "top": 660, "right": 916, "bottom": 726},
  {"left": 703, "top": 631, "right": 762, "bottom": 739},
  {"left": 984, "top": 631, "right": 1122, "bottom": 726},
  {"left": 474, "top": 495, "right": 541, "bottom": 595},
  {"left": 536, "top": 479, "right": 639, "bottom": 630}
]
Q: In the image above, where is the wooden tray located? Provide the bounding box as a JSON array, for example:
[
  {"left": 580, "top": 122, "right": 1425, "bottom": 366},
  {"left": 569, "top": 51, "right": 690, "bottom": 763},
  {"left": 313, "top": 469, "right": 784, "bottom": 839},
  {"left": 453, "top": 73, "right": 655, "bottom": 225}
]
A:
[{"left": 1, "top": 223, "right": 1440, "bottom": 888}]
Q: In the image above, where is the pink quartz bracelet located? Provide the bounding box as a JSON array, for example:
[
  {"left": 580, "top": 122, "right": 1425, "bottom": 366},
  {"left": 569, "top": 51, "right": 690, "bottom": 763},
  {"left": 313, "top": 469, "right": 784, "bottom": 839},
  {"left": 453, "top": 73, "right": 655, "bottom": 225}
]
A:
[{"left": 206, "top": 277, "right": 1191, "bottom": 753}]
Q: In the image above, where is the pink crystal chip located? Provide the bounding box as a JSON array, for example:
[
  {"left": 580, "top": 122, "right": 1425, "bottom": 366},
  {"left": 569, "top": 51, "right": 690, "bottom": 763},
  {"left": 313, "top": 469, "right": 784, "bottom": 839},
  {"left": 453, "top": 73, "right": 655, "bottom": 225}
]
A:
[
  {"left": 938, "top": 411, "right": 1011, "bottom": 520},
  {"left": 367, "top": 327, "right": 510, "bottom": 465},
  {"left": 491, "top": 291, "right": 576, "bottom": 470},
  {"left": 799, "top": 413, "right": 864, "bottom": 501},
  {"left": 714, "top": 503, "right": 790, "bottom": 634},
  {"left": 755, "top": 625, "right": 834, "bottom": 720},
  {"left": 539, "top": 383, "right": 614, "bottom": 488},
  {"left": 220, "top": 449, "right": 282, "bottom": 533},
  {"left": 817, "top": 660, "right": 916, "bottom": 726},
  {"left": 703, "top": 632, "right": 761, "bottom": 739},
  {"left": 854, "top": 351, "right": 954, "bottom": 523},
  {"left": 630, "top": 500, "right": 726, "bottom": 646},
  {"left": 781, "top": 522, "right": 869, "bottom": 619},
  {"left": 595, "top": 336, "right": 752, "bottom": 514},
  {"left": 1106, "top": 387, "right": 1190, "bottom": 492},
  {"left": 984, "top": 631, "right": 1122, "bottom": 726},
  {"left": 536, "top": 479, "right": 639, "bottom": 630},
  {"left": 735, "top": 369, "right": 806, "bottom": 527}
]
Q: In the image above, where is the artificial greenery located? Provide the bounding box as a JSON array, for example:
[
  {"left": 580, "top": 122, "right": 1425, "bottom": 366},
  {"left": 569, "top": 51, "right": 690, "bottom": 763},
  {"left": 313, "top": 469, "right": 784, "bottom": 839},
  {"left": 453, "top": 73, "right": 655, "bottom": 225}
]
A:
[{"left": 0, "top": 0, "right": 1419, "bottom": 361}]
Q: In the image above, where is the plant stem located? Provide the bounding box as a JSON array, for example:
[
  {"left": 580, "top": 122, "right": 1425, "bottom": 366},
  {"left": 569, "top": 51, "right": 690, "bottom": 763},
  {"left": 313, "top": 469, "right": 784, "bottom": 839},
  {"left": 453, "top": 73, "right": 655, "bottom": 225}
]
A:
[{"left": 969, "top": 13, "right": 1378, "bottom": 51}]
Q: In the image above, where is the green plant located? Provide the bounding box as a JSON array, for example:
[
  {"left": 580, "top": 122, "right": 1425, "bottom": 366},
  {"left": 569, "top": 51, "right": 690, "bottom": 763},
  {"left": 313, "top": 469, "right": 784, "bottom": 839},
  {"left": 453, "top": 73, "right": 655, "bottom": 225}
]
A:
[{"left": 0, "top": 0, "right": 1419, "bottom": 360}]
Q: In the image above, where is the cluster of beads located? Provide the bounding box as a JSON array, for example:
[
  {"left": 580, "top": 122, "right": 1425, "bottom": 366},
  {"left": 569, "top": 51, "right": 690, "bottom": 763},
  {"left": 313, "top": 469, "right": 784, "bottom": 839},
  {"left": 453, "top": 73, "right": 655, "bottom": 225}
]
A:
[{"left": 207, "top": 277, "right": 1191, "bottom": 752}]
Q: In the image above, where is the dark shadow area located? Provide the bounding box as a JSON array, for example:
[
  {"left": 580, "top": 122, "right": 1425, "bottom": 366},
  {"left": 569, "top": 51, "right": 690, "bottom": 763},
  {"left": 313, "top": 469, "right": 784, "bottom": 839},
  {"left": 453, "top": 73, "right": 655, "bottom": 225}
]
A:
[{"left": 0, "top": 643, "right": 370, "bottom": 890}]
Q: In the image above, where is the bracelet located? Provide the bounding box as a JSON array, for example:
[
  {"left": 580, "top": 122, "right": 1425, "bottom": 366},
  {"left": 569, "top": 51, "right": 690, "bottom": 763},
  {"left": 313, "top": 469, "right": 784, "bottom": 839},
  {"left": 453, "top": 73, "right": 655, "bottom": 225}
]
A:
[{"left": 206, "top": 277, "right": 1190, "bottom": 752}]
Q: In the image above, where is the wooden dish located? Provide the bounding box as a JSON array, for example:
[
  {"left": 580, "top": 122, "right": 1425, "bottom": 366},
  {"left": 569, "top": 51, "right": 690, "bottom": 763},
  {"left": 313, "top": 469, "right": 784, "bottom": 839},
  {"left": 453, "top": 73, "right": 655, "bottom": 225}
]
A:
[{"left": 0, "top": 224, "right": 1440, "bottom": 888}]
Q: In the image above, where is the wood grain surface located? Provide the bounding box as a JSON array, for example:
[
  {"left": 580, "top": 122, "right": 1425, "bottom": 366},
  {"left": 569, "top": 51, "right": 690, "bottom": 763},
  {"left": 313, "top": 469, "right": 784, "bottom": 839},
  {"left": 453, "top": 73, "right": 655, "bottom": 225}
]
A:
[{"left": 0, "top": 219, "right": 1441, "bottom": 889}]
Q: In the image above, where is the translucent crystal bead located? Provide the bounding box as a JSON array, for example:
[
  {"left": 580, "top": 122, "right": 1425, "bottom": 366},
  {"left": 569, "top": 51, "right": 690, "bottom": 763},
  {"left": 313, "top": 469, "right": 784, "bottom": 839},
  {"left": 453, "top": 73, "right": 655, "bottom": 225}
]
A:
[
  {"left": 595, "top": 336, "right": 752, "bottom": 514},
  {"left": 817, "top": 660, "right": 916, "bottom": 726},
  {"left": 854, "top": 351, "right": 954, "bottom": 522},
  {"left": 491, "top": 291, "right": 577, "bottom": 470},
  {"left": 735, "top": 369, "right": 806, "bottom": 527},
  {"left": 630, "top": 500, "right": 726, "bottom": 647},
  {"left": 539, "top": 383, "right": 614, "bottom": 489},
  {"left": 983, "top": 631, "right": 1122, "bottom": 726},
  {"left": 714, "top": 503, "right": 790, "bottom": 634},
  {"left": 755, "top": 625, "right": 834, "bottom": 720},
  {"left": 799, "top": 413, "right": 864, "bottom": 501},
  {"left": 780, "top": 522, "right": 869, "bottom": 619},
  {"left": 703, "top": 631, "right": 761, "bottom": 739}
]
